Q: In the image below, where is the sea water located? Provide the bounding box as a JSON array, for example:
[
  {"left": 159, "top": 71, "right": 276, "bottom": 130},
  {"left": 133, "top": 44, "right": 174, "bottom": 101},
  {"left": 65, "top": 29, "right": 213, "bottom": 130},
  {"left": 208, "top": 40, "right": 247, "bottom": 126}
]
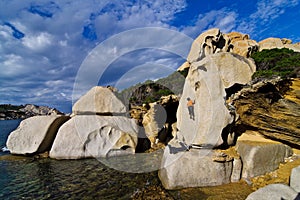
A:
[
  {"left": 0, "top": 120, "right": 163, "bottom": 199},
  {"left": 0, "top": 120, "right": 253, "bottom": 199}
]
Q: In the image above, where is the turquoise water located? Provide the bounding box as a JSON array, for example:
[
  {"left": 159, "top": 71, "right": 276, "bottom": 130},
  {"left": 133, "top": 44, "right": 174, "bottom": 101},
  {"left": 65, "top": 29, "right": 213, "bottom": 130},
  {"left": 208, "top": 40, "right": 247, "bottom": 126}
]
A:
[{"left": 0, "top": 120, "right": 168, "bottom": 199}]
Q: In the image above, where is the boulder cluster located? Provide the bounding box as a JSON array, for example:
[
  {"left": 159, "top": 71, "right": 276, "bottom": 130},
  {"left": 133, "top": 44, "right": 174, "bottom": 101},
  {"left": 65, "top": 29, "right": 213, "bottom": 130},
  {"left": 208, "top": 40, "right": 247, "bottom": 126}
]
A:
[
  {"left": 7, "top": 86, "right": 139, "bottom": 159},
  {"left": 5, "top": 28, "right": 300, "bottom": 198}
]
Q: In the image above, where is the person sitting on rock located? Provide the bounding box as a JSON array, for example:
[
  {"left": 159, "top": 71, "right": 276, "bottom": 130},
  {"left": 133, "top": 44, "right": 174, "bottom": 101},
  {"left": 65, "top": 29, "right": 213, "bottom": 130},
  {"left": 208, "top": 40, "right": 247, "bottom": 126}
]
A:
[{"left": 187, "top": 97, "right": 195, "bottom": 120}]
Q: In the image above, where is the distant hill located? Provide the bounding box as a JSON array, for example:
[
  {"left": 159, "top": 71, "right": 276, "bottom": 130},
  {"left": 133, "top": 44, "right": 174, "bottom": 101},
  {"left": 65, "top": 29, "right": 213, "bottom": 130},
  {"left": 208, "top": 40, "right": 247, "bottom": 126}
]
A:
[
  {"left": 117, "top": 70, "right": 187, "bottom": 106},
  {"left": 0, "top": 104, "right": 64, "bottom": 120}
]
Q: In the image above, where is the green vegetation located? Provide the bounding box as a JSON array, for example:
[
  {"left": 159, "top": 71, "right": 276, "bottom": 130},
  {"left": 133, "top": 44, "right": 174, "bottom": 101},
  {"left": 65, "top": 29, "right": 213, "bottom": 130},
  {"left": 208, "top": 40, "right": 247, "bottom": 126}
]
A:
[
  {"left": 117, "top": 69, "right": 186, "bottom": 106},
  {"left": 251, "top": 48, "right": 300, "bottom": 79},
  {"left": 0, "top": 104, "right": 23, "bottom": 112}
]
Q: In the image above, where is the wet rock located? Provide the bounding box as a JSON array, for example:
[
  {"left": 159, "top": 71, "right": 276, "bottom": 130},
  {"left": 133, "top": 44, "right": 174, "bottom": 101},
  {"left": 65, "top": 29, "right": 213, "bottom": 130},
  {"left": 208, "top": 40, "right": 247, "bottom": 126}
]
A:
[{"left": 6, "top": 115, "right": 70, "bottom": 155}]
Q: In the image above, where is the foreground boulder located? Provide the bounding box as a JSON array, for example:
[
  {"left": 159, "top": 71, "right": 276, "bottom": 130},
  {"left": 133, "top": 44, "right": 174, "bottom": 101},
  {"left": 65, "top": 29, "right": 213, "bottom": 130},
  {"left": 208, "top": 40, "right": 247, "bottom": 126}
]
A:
[
  {"left": 6, "top": 115, "right": 70, "bottom": 155},
  {"left": 158, "top": 141, "right": 233, "bottom": 189},
  {"left": 176, "top": 52, "right": 255, "bottom": 147},
  {"left": 72, "top": 86, "right": 127, "bottom": 115},
  {"left": 246, "top": 184, "right": 299, "bottom": 200},
  {"left": 236, "top": 131, "right": 293, "bottom": 179},
  {"left": 49, "top": 115, "right": 138, "bottom": 159}
]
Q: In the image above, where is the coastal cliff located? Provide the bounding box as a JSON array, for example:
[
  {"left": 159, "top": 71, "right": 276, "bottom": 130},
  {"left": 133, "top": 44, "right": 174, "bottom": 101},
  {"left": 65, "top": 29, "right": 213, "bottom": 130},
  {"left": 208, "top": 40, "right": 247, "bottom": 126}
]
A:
[{"left": 0, "top": 104, "right": 64, "bottom": 120}]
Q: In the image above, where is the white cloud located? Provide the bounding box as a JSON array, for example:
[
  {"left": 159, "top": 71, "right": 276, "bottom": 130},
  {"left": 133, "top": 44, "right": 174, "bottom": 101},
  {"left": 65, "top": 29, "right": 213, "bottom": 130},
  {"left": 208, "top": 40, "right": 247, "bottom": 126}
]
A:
[
  {"left": 22, "top": 32, "right": 53, "bottom": 51},
  {"left": 181, "top": 9, "right": 238, "bottom": 37}
]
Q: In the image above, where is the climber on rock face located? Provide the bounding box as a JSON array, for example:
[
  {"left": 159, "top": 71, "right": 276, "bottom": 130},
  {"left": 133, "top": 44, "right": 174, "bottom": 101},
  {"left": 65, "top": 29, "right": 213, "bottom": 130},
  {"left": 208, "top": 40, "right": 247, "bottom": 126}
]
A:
[{"left": 187, "top": 97, "right": 195, "bottom": 120}]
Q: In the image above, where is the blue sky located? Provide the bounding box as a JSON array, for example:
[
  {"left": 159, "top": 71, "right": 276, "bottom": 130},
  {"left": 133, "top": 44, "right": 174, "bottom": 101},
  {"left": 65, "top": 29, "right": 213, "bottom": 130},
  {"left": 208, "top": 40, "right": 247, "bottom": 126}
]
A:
[{"left": 1, "top": 0, "right": 300, "bottom": 113}]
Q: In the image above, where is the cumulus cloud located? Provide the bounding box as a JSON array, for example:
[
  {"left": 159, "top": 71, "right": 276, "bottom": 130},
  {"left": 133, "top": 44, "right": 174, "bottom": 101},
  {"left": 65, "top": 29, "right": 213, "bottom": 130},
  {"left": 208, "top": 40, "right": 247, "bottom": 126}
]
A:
[
  {"left": 181, "top": 8, "right": 238, "bottom": 37},
  {"left": 0, "top": 0, "right": 190, "bottom": 112}
]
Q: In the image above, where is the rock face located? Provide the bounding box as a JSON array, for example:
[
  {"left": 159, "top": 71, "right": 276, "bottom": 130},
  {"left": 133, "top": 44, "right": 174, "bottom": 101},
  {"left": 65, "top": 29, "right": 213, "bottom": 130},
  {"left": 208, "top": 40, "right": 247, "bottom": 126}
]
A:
[
  {"left": 246, "top": 184, "right": 299, "bottom": 200},
  {"left": 226, "top": 32, "right": 259, "bottom": 57},
  {"left": 142, "top": 103, "right": 167, "bottom": 144},
  {"left": 72, "top": 86, "right": 127, "bottom": 115},
  {"left": 6, "top": 115, "right": 70, "bottom": 155},
  {"left": 158, "top": 142, "right": 233, "bottom": 189},
  {"left": 236, "top": 131, "right": 292, "bottom": 179},
  {"left": 49, "top": 115, "right": 138, "bottom": 159},
  {"left": 187, "top": 28, "right": 232, "bottom": 63},
  {"left": 176, "top": 52, "right": 255, "bottom": 147},
  {"left": 232, "top": 78, "right": 300, "bottom": 148}
]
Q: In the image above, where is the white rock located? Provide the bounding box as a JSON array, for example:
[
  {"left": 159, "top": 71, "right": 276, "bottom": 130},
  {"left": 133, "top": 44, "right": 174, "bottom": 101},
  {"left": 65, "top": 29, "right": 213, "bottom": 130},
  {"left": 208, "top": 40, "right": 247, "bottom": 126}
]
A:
[
  {"left": 72, "top": 86, "right": 127, "bottom": 115},
  {"left": 176, "top": 53, "right": 255, "bottom": 147},
  {"left": 6, "top": 115, "right": 69, "bottom": 155},
  {"left": 158, "top": 141, "right": 233, "bottom": 189},
  {"left": 290, "top": 165, "right": 300, "bottom": 193},
  {"left": 246, "top": 184, "right": 298, "bottom": 200},
  {"left": 236, "top": 132, "right": 293, "bottom": 179},
  {"left": 49, "top": 115, "right": 138, "bottom": 159}
]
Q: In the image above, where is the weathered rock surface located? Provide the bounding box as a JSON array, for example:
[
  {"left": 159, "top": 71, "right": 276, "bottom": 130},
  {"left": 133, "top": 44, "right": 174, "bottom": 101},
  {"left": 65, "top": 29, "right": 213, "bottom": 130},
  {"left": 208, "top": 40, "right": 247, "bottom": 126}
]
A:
[
  {"left": 176, "top": 52, "right": 255, "bottom": 147},
  {"left": 259, "top": 37, "right": 300, "bottom": 52},
  {"left": 226, "top": 32, "right": 258, "bottom": 57},
  {"left": 232, "top": 78, "right": 300, "bottom": 148},
  {"left": 142, "top": 102, "right": 167, "bottom": 144},
  {"left": 290, "top": 165, "right": 300, "bottom": 192},
  {"left": 6, "top": 115, "right": 70, "bottom": 155},
  {"left": 158, "top": 141, "right": 233, "bottom": 189},
  {"left": 49, "top": 115, "right": 138, "bottom": 159},
  {"left": 246, "top": 184, "right": 299, "bottom": 200},
  {"left": 187, "top": 28, "right": 231, "bottom": 63},
  {"left": 236, "top": 131, "right": 293, "bottom": 179},
  {"left": 72, "top": 86, "right": 127, "bottom": 115}
]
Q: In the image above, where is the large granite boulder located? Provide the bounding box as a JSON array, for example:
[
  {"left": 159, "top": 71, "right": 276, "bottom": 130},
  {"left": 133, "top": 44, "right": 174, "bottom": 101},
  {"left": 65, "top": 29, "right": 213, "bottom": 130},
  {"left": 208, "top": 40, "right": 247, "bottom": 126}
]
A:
[
  {"left": 246, "top": 184, "right": 299, "bottom": 200},
  {"left": 236, "top": 131, "right": 293, "bottom": 179},
  {"left": 158, "top": 141, "right": 233, "bottom": 189},
  {"left": 49, "top": 115, "right": 138, "bottom": 159},
  {"left": 72, "top": 86, "right": 126, "bottom": 115},
  {"left": 6, "top": 115, "right": 70, "bottom": 155},
  {"left": 176, "top": 52, "right": 255, "bottom": 147}
]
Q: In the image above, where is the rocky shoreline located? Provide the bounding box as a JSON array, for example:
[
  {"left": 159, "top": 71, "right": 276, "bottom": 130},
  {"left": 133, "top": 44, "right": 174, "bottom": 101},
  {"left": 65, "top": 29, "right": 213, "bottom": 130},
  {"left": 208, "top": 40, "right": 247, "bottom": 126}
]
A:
[
  {"left": 0, "top": 104, "right": 64, "bottom": 120},
  {"left": 3, "top": 28, "right": 300, "bottom": 199}
]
